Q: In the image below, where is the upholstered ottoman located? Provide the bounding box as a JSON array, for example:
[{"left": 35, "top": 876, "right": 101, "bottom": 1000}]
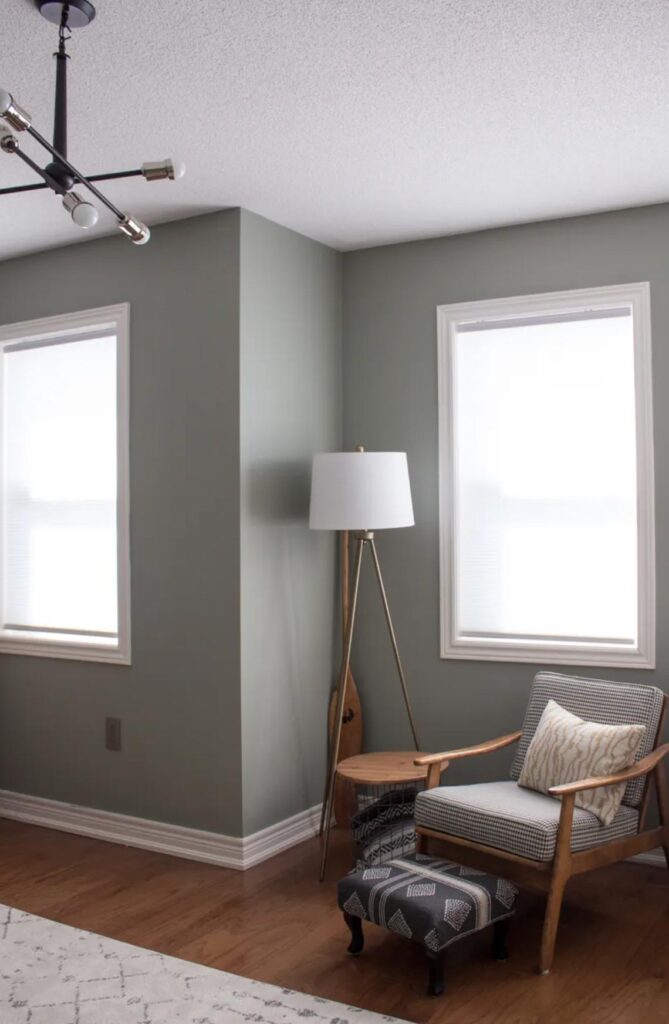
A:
[{"left": 338, "top": 853, "right": 517, "bottom": 995}]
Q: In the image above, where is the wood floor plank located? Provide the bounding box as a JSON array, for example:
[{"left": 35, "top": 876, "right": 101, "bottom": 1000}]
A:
[{"left": 0, "top": 818, "right": 666, "bottom": 1023}]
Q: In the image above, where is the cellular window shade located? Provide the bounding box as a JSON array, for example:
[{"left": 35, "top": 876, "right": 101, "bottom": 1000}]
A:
[
  {"left": 2, "top": 334, "right": 118, "bottom": 638},
  {"left": 452, "top": 310, "right": 638, "bottom": 645}
]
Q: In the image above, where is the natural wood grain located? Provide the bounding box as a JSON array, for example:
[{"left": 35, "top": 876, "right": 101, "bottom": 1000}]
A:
[
  {"left": 336, "top": 751, "right": 428, "bottom": 784},
  {"left": 417, "top": 693, "right": 669, "bottom": 973},
  {"left": 639, "top": 697, "right": 668, "bottom": 829},
  {"left": 548, "top": 744, "right": 669, "bottom": 796},
  {"left": 330, "top": 530, "right": 363, "bottom": 826},
  {"left": 426, "top": 762, "right": 443, "bottom": 790},
  {"left": 539, "top": 791, "right": 574, "bottom": 974},
  {"left": 655, "top": 758, "right": 669, "bottom": 871},
  {"left": 415, "top": 731, "right": 522, "bottom": 769},
  {"left": 0, "top": 819, "right": 666, "bottom": 1023},
  {"left": 569, "top": 827, "right": 665, "bottom": 875}
]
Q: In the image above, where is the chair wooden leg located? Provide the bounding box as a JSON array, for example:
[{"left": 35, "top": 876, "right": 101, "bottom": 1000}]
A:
[
  {"left": 539, "top": 872, "right": 568, "bottom": 974},
  {"left": 539, "top": 793, "right": 574, "bottom": 975},
  {"left": 655, "top": 764, "right": 669, "bottom": 870}
]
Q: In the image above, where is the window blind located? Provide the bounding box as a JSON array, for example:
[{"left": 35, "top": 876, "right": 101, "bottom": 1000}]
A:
[
  {"left": 2, "top": 334, "right": 118, "bottom": 638},
  {"left": 451, "top": 310, "right": 638, "bottom": 645}
]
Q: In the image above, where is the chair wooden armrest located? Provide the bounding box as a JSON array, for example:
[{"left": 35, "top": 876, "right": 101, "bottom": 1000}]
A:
[
  {"left": 414, "top": 730, "right": 522, "bottom": 768},
  {"left": 548, "top": 743, "right": 669, "bottom": 796}
]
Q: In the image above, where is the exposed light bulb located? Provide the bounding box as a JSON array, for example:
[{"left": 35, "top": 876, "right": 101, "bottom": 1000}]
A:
[
  {"left": 141, "top": 158, "right": 185, "bottom": 182},
  {"left": 118, "top": 214, "right": 150, "bottom": 245},
  {"left": 169, "top": 159, "right": 186, "bottom": 180},
  {"left": 62, "top": 191, "right": 99, "bottom": 229},
  {"left": 0, "top": 88, "right": 31, "bottom": 131},
  {"left": 71, "top": 200, "right": 99, "bottom": 229}
]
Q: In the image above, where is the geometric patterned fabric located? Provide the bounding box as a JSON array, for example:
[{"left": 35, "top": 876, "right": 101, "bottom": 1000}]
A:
[
  {"left": 351, "top": 788, "right": 418, "bottom": 866},
  {"left": 359, "top": 826, "right": 417, "bottom": 866},
  {"left": 338, "top": 853, "right": 517, "bottom": 954},
  {"left": 352, "top": 789, "right": 416, "bottom": 842},
  {"left": 0, "top": 904, "right": 408, "bottom": 1024},
  {"left": 510, "top": 671, "right": 664, "bottom": 807}
]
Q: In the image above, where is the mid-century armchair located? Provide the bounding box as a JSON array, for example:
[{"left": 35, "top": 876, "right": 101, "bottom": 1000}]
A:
[{"left": 413, "top": 671, "right": 669, "bottom": 975}]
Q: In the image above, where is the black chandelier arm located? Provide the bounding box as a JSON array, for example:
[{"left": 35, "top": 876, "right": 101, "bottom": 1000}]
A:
[
  {"left": 0, "top": 180, "right": 50, "bottom": 195},
  {"left": 86, "top": 169, "right": 143, "bottom": 184},
  {"left": 0, "top": 168, "right": 149, "bottom": 197},
  {"left": 11, "top": 144, "right": 66, "bottom": 194},
  {"left": 26, "top": 124, "right": 126, "bottom": 221}
]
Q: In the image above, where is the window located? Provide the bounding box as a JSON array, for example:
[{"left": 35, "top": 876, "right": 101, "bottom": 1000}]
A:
[
  {"left": 0, "top": 304, "right": 130, "bottom": 663},
  {"left": 437, "top": 283, "right": 654, "bottom": 668}
]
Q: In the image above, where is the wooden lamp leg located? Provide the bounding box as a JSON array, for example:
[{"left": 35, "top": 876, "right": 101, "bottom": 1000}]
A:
[
  {"left": 319, "top": 537, "right": 365, "bottom": 881},
  {"left": 539, "top": 793, "right": 574, "bottom": 975}
]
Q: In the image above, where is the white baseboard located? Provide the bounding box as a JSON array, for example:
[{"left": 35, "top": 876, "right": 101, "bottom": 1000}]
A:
[
  {"left": 0, "top": 788, "right": 663, "bottom": 873},
  {"left": 0, "top": 789, "right": 321, "bottom": 871}
]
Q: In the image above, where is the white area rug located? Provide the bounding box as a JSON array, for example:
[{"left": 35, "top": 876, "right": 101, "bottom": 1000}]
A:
[{"left": 0, "top": 904, "right": 404, "bottom": 1024}]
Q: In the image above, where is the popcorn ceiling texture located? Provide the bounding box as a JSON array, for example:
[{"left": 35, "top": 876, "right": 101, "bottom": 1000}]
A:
[{"left": 2, "top": 0, "right": 669, "bottom": 260}]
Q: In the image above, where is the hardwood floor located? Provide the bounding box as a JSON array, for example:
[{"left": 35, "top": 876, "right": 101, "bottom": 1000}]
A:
[{"left": 0, "top": 818, "right": 667, "bottom": 1023}]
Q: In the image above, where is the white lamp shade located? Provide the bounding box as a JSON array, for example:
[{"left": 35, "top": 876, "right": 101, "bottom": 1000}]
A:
[{"left": 309, "top": 451, "right": 414, "bottom": 530}]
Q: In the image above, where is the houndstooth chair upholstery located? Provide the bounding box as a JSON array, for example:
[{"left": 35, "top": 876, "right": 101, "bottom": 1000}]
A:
[{"left": 415, "top": 672, "right": 665, "bottom": 862}]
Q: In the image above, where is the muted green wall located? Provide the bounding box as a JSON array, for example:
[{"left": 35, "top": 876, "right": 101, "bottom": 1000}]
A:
[
  {"left": 0, "top": 212, "right": 244, "bottom": 834},
  {"left": 2, "top": 199, "right": 666, "bottom": 841},
  {"left": 239, "top": 210, "right": 342, "bottom": 834},
  {"left": 342, "top": 203, "right": 669, "bottom": 787},
  {"left": 0, "top": 207, "right": 343, "bottom": 839}
]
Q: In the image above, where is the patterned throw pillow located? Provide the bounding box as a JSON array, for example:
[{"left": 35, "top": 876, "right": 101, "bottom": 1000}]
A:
[{"left": 518, "top": 699, "right": 645, "bottom": 826}]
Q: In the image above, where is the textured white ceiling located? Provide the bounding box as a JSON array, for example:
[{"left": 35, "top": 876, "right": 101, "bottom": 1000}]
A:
[{"left": 2, "top": 0, "right": 669, "bottom": 260}]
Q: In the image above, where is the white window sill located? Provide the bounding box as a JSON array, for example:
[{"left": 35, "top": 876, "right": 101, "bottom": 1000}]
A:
[
  {"left": 0, "top": 631, "right": 130, "bottom": 665},
  {"left": 441, "top": 636, "right": 654, "bottom": 670}
]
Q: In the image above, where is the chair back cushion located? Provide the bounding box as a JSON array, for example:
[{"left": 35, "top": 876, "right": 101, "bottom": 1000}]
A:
[{"left": 510, "top": 671, "right": 665, "bottom": 807}]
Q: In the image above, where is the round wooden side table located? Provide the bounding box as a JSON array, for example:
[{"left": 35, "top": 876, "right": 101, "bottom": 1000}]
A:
[{"left": 336, "top": 751, "right": 427, "bottom": 867}]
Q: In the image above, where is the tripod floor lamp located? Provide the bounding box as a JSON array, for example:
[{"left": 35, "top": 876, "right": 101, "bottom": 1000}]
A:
[{"left": 310, "top": 446, "right": 421, "bottom": 880}]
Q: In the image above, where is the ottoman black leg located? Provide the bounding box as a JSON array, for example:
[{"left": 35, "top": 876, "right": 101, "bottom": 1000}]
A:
[
  {"left": 344, "top": 912, "right": 364, "bottom": 956},
  {"left": 426, "top": 949, "right": 446, "bottom": 996},
  {"left": 492, "top": 918, "right": 510, "bottom": 961}
]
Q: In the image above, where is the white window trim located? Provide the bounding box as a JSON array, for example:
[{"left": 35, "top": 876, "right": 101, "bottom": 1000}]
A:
[
  {"left": 437, "top": 282, "right": 655, "bottom": 669},
  {"left": 0, "top": 303, "right": 131, "bottom": 665}
]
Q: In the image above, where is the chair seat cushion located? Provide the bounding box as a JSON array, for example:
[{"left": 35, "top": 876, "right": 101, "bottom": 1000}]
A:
[{"left": 415, "top": 781, "right": 639, "bottom": 862}]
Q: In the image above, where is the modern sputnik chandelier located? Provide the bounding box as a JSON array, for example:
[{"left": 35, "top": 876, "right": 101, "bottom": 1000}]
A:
[{"left": 0, "top": 0, "right": 185, "bottom": 245}]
